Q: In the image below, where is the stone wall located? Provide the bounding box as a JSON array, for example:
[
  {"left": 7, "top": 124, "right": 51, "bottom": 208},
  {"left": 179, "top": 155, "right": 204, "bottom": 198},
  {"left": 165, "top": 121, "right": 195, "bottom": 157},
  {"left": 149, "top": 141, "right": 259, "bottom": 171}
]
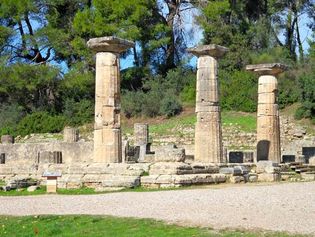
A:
[{"left": 0, "top": 142, "right": 93, "bottom": 165}]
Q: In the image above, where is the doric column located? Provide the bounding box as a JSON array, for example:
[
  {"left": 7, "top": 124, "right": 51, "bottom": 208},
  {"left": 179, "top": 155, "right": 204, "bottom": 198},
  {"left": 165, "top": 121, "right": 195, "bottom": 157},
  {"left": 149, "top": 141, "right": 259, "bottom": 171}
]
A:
[
  {"left": 187, "top": 45, "right": 228, "bottom": 163},
  {"left": 87, "top": 36, "right": 134, "bottom": 163},
  {"left": 246, "top": 63, "right": 287, "bottom": 163}
]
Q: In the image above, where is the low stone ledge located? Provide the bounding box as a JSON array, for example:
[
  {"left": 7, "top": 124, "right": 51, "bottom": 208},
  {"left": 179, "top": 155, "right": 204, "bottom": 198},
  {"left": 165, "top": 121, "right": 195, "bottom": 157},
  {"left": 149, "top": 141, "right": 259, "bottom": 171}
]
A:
[
  {"left": 257, "top": 173, "right": 281, "bottom": 182},
  {"left": 102, "top": 175, "right": 140, "bottom": 188},
  {"left": 140, "top": 173, "right": 226, "bottom": 188},
  {"left": 154, "top": 145, "right": 185, "bottom": 162}
]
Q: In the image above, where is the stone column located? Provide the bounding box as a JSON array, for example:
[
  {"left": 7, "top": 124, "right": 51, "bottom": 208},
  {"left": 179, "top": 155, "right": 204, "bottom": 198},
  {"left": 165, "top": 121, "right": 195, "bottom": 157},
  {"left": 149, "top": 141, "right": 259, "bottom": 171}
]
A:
[
  {"left": 134, "top": 123, "right": 149, "bottom": 162},
  {"left": 246, "top": 63, "right": 287, "bottom": 163},
  {"left": 134, "top": 123, "right": 149, "bottom": 146},
  {"left": 187, "top": 45, "right": 228, "bottom": 163},
  {"left": 63, "top": 127, "right": 79, "bottom": 143},
  {"left": 87, "top": 36, "right": 134, "bottom": 163}
]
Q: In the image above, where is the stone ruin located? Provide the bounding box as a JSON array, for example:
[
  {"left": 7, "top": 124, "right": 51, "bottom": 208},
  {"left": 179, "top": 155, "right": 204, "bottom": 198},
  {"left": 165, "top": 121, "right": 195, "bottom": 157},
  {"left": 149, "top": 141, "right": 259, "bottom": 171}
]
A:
[{"left": 0, "top": 36, "right": 315, "bottom": 191}]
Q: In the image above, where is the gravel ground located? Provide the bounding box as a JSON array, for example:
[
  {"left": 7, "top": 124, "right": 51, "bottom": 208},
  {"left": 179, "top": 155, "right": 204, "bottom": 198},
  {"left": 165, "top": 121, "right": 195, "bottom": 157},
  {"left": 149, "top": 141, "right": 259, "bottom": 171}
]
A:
[{"left": 0, "top": 182, "right": 315, "bottom": 235}]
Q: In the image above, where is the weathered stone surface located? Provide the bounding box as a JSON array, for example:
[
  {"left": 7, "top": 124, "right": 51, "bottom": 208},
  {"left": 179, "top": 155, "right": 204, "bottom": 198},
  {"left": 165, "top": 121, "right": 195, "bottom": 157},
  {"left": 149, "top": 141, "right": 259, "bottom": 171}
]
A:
[
  {"left": 248, "top": 174, "right": 258, "bottom": 182},
  {"left": 87, "top": 36, "right": 135, "bottom": 53},
  {"left": 229, "top": 176, "right": 245, "bottom": 183},
  {"left": 246, "top": 63, "right": 288, "bottom": 76},
  {"left": 190, "top": 46, "right": 226, "bottom": 164},
  {"left": 219, "top": 167, "right": 243, "bottom": 176},
  {"left": 187, "top": 44, "right": 229, "bottom": 58},
  {"left": 149, "top": 162, "right": 192, "bottom": 175},
  {"left": 102, "top": 175, "right": 140, "bottom": 188},
  {"left": 89, "top": 37, "right": 134, "bottom": 163},
  {"left": 154, "top": 146, "right": 185, "bottom": 162},
  {"left": 1, "top": 135, "right": 14, "bottom": 144},
  {"left": 27, "top": 185, "right": 39, "bottom": 192},
  {"left": 141, "top": 173, "right": 226, "bottom": 187},
  {"left": 257, "top": 173, "right": 281, "bottom": 182},
  {"left": 256, "top": 161, "right": 279, "bottom": 173},
  {"left": 309, "top": 157, "right": 315, "bottom": 165},
  {"left": 63, "top": 127, "right": 79, "bottom": 142},
  {"left": 301, "top": 173, "right": 315, "bottom": 181}
]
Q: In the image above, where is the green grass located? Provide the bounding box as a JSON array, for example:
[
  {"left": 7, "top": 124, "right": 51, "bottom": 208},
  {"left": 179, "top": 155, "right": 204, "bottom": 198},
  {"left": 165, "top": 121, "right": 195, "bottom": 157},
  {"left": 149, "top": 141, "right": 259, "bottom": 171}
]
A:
[
  {"left": 0, "top": 215, "right": 306, "bottom": 237},
  {"left": 0, "top": 186, "right": 47, "bottom": 196},
  {"left": 133, "top": 111, "right": 257, "bottom": 136},
  {"left": 222, "top": 111, "right": 256, "bottom": 133}
]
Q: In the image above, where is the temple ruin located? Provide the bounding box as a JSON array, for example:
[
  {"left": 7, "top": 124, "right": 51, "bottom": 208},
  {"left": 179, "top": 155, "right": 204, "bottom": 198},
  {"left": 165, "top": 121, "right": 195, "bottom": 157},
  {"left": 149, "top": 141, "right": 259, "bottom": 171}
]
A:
[{"left": 0, "top": 37, "right": 314, "bottom": 191}]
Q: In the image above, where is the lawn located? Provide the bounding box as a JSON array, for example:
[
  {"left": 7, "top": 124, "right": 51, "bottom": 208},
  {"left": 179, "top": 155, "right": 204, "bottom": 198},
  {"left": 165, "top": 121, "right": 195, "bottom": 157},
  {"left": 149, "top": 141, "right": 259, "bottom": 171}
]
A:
[{"left": 0, "top": 215, "right": 305, "bottom": 237}]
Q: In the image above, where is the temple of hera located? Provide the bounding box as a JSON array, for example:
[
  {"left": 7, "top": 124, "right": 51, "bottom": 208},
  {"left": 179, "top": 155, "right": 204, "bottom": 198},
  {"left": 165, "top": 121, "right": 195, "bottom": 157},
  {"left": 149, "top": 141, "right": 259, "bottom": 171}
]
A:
[{"left": 0, "top": 37, "right": 314, "bottom": 190}]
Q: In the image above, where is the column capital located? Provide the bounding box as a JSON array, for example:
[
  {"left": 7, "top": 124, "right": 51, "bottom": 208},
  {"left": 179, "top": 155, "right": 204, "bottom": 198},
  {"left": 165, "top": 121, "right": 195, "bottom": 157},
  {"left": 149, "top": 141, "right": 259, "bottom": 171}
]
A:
[
  {"left": 87, "top": 36, "right": 135, "bottom": 54},
  {"left": 246, "top": 63, "right": 288, "bottom": 76},
  {"left": 187, "top": 44, "right": 228, "bottom": 58}
]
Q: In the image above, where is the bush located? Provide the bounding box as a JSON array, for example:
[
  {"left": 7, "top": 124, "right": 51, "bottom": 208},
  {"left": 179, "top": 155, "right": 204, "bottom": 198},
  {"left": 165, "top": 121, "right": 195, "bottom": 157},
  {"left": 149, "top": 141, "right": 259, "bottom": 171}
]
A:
[
  {"left": 160, "top": 96, "right": 182, "bottom": 118},
  {"left": 16, "top": 112, "right": 66, "bottom": 136},
  {"left": 63, "top": 99, "right": 94, "bottom": 126}
]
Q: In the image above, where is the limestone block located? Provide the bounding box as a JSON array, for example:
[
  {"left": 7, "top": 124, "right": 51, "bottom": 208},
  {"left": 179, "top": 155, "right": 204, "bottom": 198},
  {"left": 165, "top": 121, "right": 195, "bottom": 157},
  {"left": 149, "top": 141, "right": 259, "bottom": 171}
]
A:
[
  {"left": 102, "top": 175, "right": 140, "bottom": 187},
  {"left": 196, "top": 88, "right": 219, "bottom": 103},
  {"left": 258, "top": 93, "right": 277, "bottom": 104},
  {"left": 258, "top": 82, "right": 278, "bottom": 93},
  {"left": 257, "top": 104, "right": 279, "bottom": 117},
  {"left": 195, "top": 103, "right": 220, "bottom": 113},
  {"left": 256, "top": 161, "right": 279, "bottom": 174},
  {"left": 219, "top": 167, "right": 242, "bottom": 176},
  {"left": 0, "top": 166, "right": 13, "bottom": 175},
  {"left": 196, "top": 112, "right": 221, "bottom": 123},
  {"left": 82, "top": 174, "right": 101, "bottom": 183},
  {"left": 149, "top": 162, "right": 192, "bottom": 175},
  {"left": 1, "top": 135, "right": 14, "bottom": 144},
  {"left": 27, "top": 185, "right": 39, "bottom": 192},
  {"left": 257, "top": 173, "right": 281, "bottom": 182},
  {"left": 154, "top": 146, "right": 185, "bottom": 162},
  {"left": 187, "top": 44, "right": 229, "bottom": 58},
  {"left": 309, "top": 157, "right": 315, "bottom": 165},
  {"left": 248, "top": 174, "right": 258, "bottom": 182},
  {"left": 229, "top": 175, "right": 245, "bottom": 183},
  {"left": 264, "top": 166, "right": 281, "bottom": 174},
  {"left": 63, "top": 127, "right": 79, "bottom": 142},
  {"left": 134, "top": 123, "right": 149, "bottom": 146},
  {"left": 190, "top": 163, "right": 220, "bottom": 174},
  {"left": 67, "top": 164, "right": 88, "bottom": 174},
  {"left": 301, "top": 173, "right": 315, "bottom": 181}
]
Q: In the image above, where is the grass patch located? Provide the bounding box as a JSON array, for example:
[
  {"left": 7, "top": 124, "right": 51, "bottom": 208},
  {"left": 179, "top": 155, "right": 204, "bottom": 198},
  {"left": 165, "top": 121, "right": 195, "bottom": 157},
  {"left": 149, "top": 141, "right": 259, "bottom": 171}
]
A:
[
  {"left": 0, "top": 215, "right": 305, "bottom": 237},
  {"left": 0, "top": 186, "right": 47, "bottom": 196},
  {"left": 57, "top": 187, "right": 103, "bottom": 195},
  {"left": 222, "top": 111, "right": 256, "bottom": 133}
]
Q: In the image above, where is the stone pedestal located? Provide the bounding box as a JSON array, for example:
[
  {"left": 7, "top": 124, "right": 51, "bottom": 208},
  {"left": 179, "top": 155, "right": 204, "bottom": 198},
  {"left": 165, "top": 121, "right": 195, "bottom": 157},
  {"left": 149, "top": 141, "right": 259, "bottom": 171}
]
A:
[
  {"left": 63, "top": 127, "right": 79, "bottom": 142},
  {"left": 134, "top": 123, "right": 149, "bottom": 146},
  {"left": 187, "top": 45, "right": 228, "bottom": 163},
  {"left": 1, "top": 135, "right": 14, "bottom": 144},
  {"left": 246, "top": 63, "right": 287, "bottom": 163},
  {"left": 87, "top": 36, "right": 134, "bottom": 163}
]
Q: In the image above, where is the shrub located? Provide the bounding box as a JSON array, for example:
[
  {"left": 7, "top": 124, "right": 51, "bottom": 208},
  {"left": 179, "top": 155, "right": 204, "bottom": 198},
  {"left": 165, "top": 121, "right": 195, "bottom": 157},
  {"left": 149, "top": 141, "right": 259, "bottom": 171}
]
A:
[
  {"left": 16, "top": 112, "right": 66, "bottom": 136},
  {"left": 160, "top": 96, "right": 182, "bottom": 118},
  {"left": 63, "top": 99, "right": 94, "bottom": 126}
]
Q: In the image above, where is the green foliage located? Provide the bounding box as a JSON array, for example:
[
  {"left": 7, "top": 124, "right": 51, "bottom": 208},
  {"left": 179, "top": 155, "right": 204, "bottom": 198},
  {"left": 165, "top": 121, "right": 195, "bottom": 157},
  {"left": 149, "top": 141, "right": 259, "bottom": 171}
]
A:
[
  {"left": 16, "top": 112, "right": 66, "bottom": 136},
  {"left": 122, "top": 67, "right": 193, "bottom": 118},
  {"left": 160, "top": 96, "right": 182, "bottom": 118},
  {"left": 63, "top": 99, "right": 94, "bottom": 126},
  {"left": 0, "top": 215, "right": 300, "bottom": 237},
  {"left": 220, "top": 70, "right": 257, "bottom": 112}
]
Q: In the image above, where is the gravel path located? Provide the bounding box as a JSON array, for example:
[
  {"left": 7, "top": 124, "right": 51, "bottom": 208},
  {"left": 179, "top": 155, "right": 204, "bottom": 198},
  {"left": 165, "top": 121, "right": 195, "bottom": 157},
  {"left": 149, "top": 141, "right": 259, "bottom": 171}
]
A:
[{"left": 1, "top": 182, "right": 315, "bottom": 235}]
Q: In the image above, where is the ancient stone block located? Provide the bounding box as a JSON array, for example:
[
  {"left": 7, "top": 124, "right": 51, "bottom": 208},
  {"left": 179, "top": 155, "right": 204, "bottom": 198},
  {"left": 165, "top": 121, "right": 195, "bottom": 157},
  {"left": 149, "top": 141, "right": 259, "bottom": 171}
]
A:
[
  {"left": 1, "top": 135, "right": 14, "bottom": 144},
  {"left": 154, "top": 146, "right": 185, "bottom": 162},
  {"left": 102, "top": 175, "right": 140, "bottom": 188},
  {"left": 256, "top": 161, "right": 279, "bottom": 174},
  {"left": 63, "top": 127, "right": 79, "bottom": 142},
  {"left": 257, "top": 173, "right": 281, "bottom": 182},
  {"left": 149, "top": 162, "right": 192, "bottom": 175}
]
